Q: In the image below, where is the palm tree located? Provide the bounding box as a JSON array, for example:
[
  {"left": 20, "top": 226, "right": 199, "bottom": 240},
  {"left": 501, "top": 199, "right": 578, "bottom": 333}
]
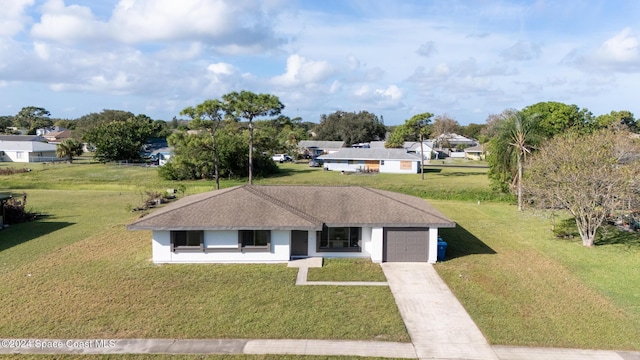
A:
[
  {"left": 56, "top": 138, "right": 84, "bottom": 163},
  {"left": 490, "top": 111, "right": 541, "bottom": 211}
]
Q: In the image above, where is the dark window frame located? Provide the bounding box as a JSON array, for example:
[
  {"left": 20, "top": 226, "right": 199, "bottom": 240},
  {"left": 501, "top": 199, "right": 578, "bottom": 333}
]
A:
[
  {"left": 171, "top": 230, "right": 204, "bottom": 252},
  {"left": 316, "top": 226, "right": 362, "bottom": 252},
  {"left": 238, "top": 230, "right": 271, "bottom": 252}
]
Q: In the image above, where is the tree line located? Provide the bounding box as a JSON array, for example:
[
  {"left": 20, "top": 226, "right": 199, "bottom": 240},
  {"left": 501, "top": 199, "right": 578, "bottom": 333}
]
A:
[
  {"left": 484, "top": 103, "right": 639, "bottom": 247},
  {"left": 4, "top": 98, "right": 639, "bottom": 246}
]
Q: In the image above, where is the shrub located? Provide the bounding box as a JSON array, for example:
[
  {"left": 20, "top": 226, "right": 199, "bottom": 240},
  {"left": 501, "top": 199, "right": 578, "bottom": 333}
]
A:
[
  {"left": 0, "top": 168, "right": 31, "bottom": 175},
  {"left": 3, "top": 193, "right": 37, "bottom": 225}
]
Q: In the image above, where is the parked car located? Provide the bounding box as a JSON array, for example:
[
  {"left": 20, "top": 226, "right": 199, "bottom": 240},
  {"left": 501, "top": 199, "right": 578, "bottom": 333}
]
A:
[
  {"left": 272, "top": 154, "right": 293, "bottom": 163},
  {"left": 309, "top": 158, "right": 324, "bottom": 167}
]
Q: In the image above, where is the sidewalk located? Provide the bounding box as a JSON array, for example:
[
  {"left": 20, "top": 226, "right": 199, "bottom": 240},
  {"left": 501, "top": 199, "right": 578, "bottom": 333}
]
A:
[
  {"left": 1, "top": 338, "right": 638, "bottom": 359},
  {"left": 382, "top": 262, "right": 498, "bottom": 360}
]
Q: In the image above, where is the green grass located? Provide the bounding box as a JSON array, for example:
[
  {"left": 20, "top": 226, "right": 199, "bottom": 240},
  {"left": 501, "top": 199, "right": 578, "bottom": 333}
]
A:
[
  {"left": 0, "top": 189, "right": 408, "bottom": 342},
  {"left": 258, "top": 163, "right": 510, "bottom": 202},
  {"left": 2, "top": 161, "right": 640, "bottom": 350},
  {"left": 432, "top": 201, "right": 640, "bottom": 349},
  {"left": 307, "top": 259, "right": 387, "bottom": 282}
]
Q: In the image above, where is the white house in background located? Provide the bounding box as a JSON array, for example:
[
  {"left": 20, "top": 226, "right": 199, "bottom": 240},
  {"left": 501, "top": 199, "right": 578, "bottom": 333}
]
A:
[
  {"left": 318, "top": 148, "right": 422, "bottom": 174},
  {"left": 297, "top": 140, "right": 345, "bottom": 158},
  {"left": 369, "top": 140, "right": 436, "bottom": 160},
  {"left": 432, "top": 133, "right": 476, "bottom": 147},
  {"left": 464, "top": 144, "right": 486, "bottom": 160},
  {"left": 127, "top": 185, "right": 455, "bottom": 264},
  {"left": 403, "top": 141, "right": 435, "bottom": 160},
  {"left": 151, "top": 147, "right": 173, "bottom": 166},
  {"left": 0, "top": 135, "right": 58, "bottom": 163}
]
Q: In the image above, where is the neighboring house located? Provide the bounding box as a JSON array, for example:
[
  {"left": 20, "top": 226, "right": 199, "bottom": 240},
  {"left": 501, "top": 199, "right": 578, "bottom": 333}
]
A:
[
  {"left": 464, "top": 144, "right": 486, "bottom": 160},
  {"left": 403, "top": 141, "right": 435, "bottom": 160},
  {"left": 297, "top": 140, "right": 345, "bottom": 157},
  {"left": 432, "top": 133, "right": 476, "bottom": 147},
  {"left": 42, "top": 129, "right": 72, "bottom": 143},
  {"left": 127, "top": 185, "right": 455, "bottom": 264},
  {"left": 36, "top": 126, "right": 68, "bottom": 137},
  {"left": 369, "top": 141, "right": 435, "bottom": 160},
  {"left": 368, "top": 141, "right": 387, "bottom": 149},
  {"left": 318, "top": 148, "right": 421, "bottom": 174},
  {"left": 151, "top": 147, "right": 173, "bottom": 166},
  {"left": 0, "top": 135, "right": 58, "bottom": 163}
]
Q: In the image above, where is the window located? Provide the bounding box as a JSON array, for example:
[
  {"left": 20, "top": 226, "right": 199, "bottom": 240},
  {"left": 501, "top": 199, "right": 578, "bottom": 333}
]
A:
[
  {"left": 171, "top": 230, "right": 203, "bottom": 252},
  {"left": 380, "top": 160, "right": 385, "bottom": 165},
  {"left": 16, "top": 152, "right": 24, "bottom": 159},
  {"left": 317, "top": 226, "right": 361, "bottom": 252},
  {"left": 239, "top": 230, "right": 271, "bottom": 251},
  {"left": 400, "top": 161, "right": 412, "bottom": 170}
]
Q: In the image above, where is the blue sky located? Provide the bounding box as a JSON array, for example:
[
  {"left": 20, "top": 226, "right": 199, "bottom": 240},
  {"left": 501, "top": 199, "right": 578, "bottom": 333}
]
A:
[{"left": 0, "top": 0, "right": 639, "bottom": 125}]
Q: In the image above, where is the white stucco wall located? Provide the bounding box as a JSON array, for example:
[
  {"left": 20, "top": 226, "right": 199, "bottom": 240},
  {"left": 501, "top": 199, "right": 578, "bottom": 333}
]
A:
[
  {"left": 151, "top": 226, "right": 431, "bottom": 263},
  {"left": 323, "top": 160, "right": 361, "bottom": 172},
  {"left": 152, "top": 230, "right": 291, "bottom": 263},
  {"left": 370, "top": 227, "right": 384, "bottom": 263},
  {"left": 3, "top": 151, "right": 29, "bottom": 162},
  {"left": 379, "top": 160, "right": 420, "bottom": 174},
  {"left": 324, "top": 159, "right": 420, "bottom": 174},
  {"left": 428, "top": 228, "right": 439, "bottom": 263}
]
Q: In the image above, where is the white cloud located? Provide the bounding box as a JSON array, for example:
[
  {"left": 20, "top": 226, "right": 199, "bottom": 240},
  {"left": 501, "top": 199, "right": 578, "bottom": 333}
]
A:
[
  {"left": 31, "top": 0, "right": 107, "bottom": 43},
  {"left": 31, "top": 0, "right": 283, "bottom": 53},
  {"left": 564, "top": 28, "right": 640, "bottom": 73},
  {"left": 348, "top": 55, "right": 360, "bottom": 70},
  {"left": 329, "top": 80, "right": 341, "bottom": 94},
  {"left": 33, "top": 42, "right": 49, "bottom": 60},
  {"left": 354, "top": 85, "right": 370, "bottom": 97},
  {"left": 271, "top": 54, "right": 334, "bottom": 87},
  {"left": 0, "top": 0, "right": 34, "bottom": 36},
  {"left": 208, "top": 62, "right": 235, "bottom": 76},
  {"left": 595, "top": 27, "right": 639, "bottom": 63},
  {"left": 376, "top": 85, "right": 403, "bottom": 100},
  {"left": 157, "top": 42, "right": 203, "bottom": 61}
]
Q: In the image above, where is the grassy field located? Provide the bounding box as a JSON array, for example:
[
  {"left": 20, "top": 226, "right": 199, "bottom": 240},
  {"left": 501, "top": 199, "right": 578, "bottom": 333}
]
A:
[
  {"left": 1, "top": 160, "right": 639, "bottom": 350},
  {"left": 434, "top": 201, "right": 640, "bottom": 349},
  {"left": 0, "top": 190, "right": 407, "bottom": 341}
]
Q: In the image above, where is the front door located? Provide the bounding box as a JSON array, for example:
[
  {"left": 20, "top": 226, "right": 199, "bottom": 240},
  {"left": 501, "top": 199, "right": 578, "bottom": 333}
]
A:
[{"left": 291, "top": 230, "right": 308, "bottom": 257}]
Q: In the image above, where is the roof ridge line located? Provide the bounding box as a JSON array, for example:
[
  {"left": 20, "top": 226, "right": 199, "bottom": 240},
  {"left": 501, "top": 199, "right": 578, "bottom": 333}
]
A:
[
  {"left": 244, "top": 186, "right": 323, "bottom": 226},
  {"left": 362, "top": 187, "right": 453, "bottom": 223}
]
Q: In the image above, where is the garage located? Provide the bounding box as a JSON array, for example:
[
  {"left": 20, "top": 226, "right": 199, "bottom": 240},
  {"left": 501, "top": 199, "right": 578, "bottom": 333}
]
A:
[{"left": 383, "top": 227, "right": 430, "bottom": 262}]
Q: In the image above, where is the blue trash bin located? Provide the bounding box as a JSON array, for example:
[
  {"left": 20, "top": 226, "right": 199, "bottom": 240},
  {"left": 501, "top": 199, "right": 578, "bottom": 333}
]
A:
[{"left": 437, "top": 239, "right": 448, "bottom": 262}]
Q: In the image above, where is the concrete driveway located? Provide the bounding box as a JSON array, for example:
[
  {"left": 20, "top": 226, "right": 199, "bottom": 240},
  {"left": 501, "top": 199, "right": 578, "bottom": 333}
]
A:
[{"left": 382, "top": 262, "right": 499, "bottom": 360}]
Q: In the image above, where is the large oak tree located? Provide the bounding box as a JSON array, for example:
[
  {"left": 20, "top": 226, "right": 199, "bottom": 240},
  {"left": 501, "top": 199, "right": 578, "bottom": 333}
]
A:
[{"left": 525, "top": 129, "right": 640, "bottom": 246}]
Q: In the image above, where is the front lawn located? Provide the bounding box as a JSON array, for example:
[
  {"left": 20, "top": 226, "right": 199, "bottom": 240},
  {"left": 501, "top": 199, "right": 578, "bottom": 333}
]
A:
[
  {"left": 433, "top": 200, "right": 640, "bottom": 350},
  {"left": 2, "top": 162, "right": 639, "bottom": 350},
  {"left": 0, "top": 191, "right": 408, "bottom": 342},
  {"left": 307, "top": 259, "right": 387, "bottom": 282}
]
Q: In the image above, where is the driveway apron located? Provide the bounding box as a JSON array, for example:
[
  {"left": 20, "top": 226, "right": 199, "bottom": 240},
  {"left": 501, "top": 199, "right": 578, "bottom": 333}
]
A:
[{"left": 382, "top": 262, "right": 499, "bottom": 360}]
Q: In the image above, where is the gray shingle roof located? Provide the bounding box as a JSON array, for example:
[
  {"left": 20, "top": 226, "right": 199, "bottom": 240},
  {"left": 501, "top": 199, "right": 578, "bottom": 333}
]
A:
[
  {"left": 127, "top": 185, "right": 455, "bottom": 231},
  {"left": 297, "top": 140, "right": 345, "bottom": 149},
  {"left": 318, "top": 148, "right": 421, "bottom": 161},
  {"left": 0, "top": 135, "right": 47, "bottom": 142}
]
